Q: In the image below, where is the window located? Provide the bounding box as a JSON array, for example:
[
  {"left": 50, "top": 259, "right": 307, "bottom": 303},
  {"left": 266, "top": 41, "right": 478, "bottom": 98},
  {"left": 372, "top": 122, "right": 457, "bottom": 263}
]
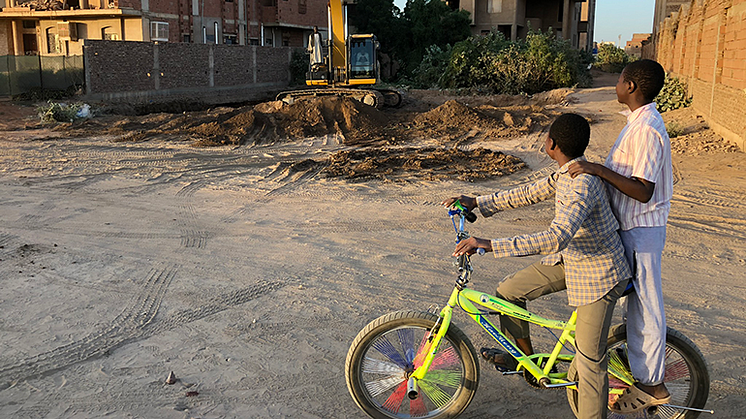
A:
[
  {"left": 183, "top": 34, "right": 191, "bottom": 43},
  {"left": 487, "top": 0, "right": 501, "bottom": 14},
  {"left": 102, "top": 26, "right": 119, "bottom": 40},
  {"left": 249, "top": 38, "right": 260, "bottom": 45},
  {"left": 22, "top": 20, "right": 36, "bottom": 29},
  {"left": 298, "top": 0, "right": 306, "bottom": 14},
  {"left": 46, "top": 28, "right": 61, "bottom": 54},
  {"left": 224, "top": 34, "right": 237, "bottom": 44},
  {"left": 151, "top": 21, "right": 169, "bottom": 42}
]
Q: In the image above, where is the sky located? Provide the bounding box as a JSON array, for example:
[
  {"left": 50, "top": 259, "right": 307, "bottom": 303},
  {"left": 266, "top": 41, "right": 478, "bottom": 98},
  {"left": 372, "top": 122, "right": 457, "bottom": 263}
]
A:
[
  {"left": 391, "top": 0, "right": 656, "bottom": 46},
  {"left": 594, "top": 0, "right": 655, "bottom": 45}
]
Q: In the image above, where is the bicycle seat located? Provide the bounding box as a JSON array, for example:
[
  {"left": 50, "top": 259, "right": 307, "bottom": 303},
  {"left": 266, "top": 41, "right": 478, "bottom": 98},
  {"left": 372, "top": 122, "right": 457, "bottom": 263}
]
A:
[{"left": 622, "top": 280, "right": 635, "bottom": 297}]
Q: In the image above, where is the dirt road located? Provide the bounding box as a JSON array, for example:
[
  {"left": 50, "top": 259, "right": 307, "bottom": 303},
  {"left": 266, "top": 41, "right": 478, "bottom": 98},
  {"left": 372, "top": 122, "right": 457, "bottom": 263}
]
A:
[{"left": 1, "top": 75, "right": 745, "bottom": 418}]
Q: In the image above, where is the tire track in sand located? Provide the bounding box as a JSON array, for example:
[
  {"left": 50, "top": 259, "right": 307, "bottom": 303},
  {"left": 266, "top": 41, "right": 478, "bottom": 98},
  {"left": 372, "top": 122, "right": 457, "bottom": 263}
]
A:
[{"left": 0, "top": 266, "right": 177, "bottom": 388}]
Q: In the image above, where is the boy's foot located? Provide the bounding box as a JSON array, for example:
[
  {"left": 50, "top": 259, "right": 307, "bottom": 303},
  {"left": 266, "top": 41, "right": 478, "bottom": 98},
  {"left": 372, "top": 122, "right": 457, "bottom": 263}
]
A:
[
  {"left": 610, "top": 383, "right": 671, "bottom": 414},
  {"left": 480, "top": 347, "right": 518, "bottom": 372}
]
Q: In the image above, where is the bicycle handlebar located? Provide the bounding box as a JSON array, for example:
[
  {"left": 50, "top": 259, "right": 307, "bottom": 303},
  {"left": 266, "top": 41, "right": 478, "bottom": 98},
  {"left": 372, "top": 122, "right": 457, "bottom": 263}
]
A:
[{"left": 448, "top": 201, "right": 485, "bottom": 256}]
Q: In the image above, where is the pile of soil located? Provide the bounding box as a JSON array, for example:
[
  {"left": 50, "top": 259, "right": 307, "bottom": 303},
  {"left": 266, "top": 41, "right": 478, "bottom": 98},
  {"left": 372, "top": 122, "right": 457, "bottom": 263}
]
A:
[
  {"left": 662, "top": 107, "right": 742, "bottom": 155},
  {"left": 56, "top": 89, "right": 572, "bottom": 148},
  {"left": 62, "top": 97, "right": 389, "bottom": 146},
  {"left": 407, "top": 99, "right": 557, "bottom": 143},
  {"left": 314, "top": 146, "right": 526, "bottom": 182}
]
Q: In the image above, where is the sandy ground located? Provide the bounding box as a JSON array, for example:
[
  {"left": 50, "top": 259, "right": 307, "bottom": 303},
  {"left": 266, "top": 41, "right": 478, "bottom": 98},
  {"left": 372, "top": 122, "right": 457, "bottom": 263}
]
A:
[{"left": 1, "top": 71, "right": 745, "bottom": 419}]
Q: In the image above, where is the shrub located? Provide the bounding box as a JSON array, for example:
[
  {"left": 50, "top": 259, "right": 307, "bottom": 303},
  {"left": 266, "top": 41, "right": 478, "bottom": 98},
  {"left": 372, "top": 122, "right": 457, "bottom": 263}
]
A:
[
  {"left": 37, "top": 101, "right": 91, "bottom": 123},
  {"left": 413, "top": 44, "right": 453, "bottom": 88},
  {"left": 656, "top": 74, "right": 692, "bottom": 113},
  {"left": 666, "top": 121, "right": 685, "bottom": 138},
  {"left": 436, "top": 29, "right": 591, "bottom": 95},
  {"left": 289, "top": 49, "right": 309, "bottom": 86},
  {"left": 595, "top": 44, "right": 629, "bottom": 73}
]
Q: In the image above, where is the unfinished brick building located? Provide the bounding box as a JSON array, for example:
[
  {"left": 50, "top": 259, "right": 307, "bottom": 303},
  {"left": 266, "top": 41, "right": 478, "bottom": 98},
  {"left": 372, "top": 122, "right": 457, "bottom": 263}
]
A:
[
  {"left": 0, "top": 0, "right": 326, "bottom": 56},
  {"left": 655, "top": 0, "right": 746, "bottom": 150},
  {"left": 449, "top": 0, "right": 595, "bottom": 50}
]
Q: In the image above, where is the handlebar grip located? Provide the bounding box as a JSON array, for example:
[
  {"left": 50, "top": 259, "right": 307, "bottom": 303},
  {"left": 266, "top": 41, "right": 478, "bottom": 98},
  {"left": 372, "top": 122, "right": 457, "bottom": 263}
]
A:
[{"left": 464, "top": 211, "right": 477, "bottom": 223}]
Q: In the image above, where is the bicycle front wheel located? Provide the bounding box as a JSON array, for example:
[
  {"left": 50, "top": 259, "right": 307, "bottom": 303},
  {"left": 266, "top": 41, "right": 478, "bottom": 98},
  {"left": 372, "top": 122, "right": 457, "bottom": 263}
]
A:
[
  {"left": 345, "top": 310, "right": 479, "bottom": 419},
  {"left": 566, "top": 324, "right": 710, "bottom": 419}
]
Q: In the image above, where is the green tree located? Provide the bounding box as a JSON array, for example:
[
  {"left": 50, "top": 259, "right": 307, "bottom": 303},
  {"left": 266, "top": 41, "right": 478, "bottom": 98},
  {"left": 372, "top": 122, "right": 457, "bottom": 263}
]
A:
[
  {"left": 349, "top": 0, "right": 406, "bottom": 60},
  {"left": 350, "top": 0, "right": 470, "bottom": 79},
  {"left": 401, "top": 0, "right": 471, "bottom": 73},
  {"left": 436, "top": 29, "right": 592, "bottom": 94},
  {"left": 595, "top": 44, "right": 629, "bottom": 73}
]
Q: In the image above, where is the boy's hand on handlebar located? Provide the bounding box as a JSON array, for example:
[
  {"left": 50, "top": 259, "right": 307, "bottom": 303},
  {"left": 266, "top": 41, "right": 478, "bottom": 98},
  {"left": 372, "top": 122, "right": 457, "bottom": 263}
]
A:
[
  {"left": 453, "top": 237, "right": 492, "bottom": 257},
  {"left": 441, "top": 195, "right": 477, "bottom": 212}
]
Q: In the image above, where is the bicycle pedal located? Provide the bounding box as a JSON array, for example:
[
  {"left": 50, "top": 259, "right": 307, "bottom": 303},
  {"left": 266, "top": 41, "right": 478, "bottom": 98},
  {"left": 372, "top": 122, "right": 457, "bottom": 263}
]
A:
[{"left": 501, "top": 369, "right": 523, "bottom": 375}]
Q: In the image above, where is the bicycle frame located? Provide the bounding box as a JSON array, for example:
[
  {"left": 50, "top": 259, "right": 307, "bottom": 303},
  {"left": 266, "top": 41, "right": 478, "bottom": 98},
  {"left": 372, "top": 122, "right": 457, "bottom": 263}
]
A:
[{"left": 410, "top": 208, "right": 635, "bottom": 394}]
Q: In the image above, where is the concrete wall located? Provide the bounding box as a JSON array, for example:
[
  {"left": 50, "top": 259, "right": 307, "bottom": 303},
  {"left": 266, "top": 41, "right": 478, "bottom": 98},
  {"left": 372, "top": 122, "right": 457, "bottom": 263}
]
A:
[
  {"left": 656, "top": 0, "right": 746, "bottom": 150},
  {"left": 83, "top": 39, "right": 296, "bottom": 104},
  {"left": 0, "top": 21, "right": 10, "bottom": 55}
]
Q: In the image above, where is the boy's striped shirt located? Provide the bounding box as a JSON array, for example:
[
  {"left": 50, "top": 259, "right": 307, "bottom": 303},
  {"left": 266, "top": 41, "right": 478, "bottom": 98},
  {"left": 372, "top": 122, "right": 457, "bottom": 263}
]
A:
[{"left": 605, "top": 103, "right": 673, "bottom": 230}]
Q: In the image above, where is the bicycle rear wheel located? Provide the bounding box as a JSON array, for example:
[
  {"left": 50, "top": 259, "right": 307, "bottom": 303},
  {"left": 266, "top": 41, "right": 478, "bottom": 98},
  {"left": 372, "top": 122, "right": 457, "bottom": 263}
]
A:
[
  {"left": 345, "top": 310, "right": 479, "bottom": 419},
  {"left": 566, "top": 324, "right": 710, "bottom": 419}
]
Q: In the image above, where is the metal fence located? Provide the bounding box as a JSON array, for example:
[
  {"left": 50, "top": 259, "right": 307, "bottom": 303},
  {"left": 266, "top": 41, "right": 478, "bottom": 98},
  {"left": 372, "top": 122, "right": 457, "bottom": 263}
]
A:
[{"left": 0, "top": 55, "right": 84, "bottom": 97}]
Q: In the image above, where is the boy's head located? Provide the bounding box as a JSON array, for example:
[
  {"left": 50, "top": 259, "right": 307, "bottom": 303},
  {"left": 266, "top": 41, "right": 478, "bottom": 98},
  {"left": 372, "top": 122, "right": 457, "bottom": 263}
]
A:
[
  {"left": 617, "top": 59, "right": 665, "bottom": 105},
  {"left": 546, "top": 113, "right": 590, "bottom": 159}
]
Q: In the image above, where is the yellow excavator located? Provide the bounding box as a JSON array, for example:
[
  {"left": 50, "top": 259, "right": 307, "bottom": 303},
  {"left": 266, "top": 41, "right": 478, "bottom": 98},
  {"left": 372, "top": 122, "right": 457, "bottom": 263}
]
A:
[{"left": 276, "top": 0, "right": 402, "bottom": 108}]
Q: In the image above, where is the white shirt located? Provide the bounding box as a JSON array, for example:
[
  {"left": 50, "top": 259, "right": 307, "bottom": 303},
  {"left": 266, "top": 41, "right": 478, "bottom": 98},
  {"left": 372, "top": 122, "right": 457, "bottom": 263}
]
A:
[{"left": 605, "top": 102, "right": 673, "bottom": 230}]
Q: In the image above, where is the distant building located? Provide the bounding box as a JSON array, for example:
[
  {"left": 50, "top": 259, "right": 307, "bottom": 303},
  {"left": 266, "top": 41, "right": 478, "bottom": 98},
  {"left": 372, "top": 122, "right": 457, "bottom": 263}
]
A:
[
  {"left": 625, "top": 33, "right": 650, "bottom": 58},
  {"left": 447, "top": 0, "right": 596, "bottom": 50},
  {"left": 0, "top": 0, "right": 327, "bottom": 56}
]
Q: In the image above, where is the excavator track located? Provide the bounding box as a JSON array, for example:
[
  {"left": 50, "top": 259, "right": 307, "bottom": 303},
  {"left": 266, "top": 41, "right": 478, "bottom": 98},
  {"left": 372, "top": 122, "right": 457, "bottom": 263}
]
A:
[{"left": 276, "top": 88, "right": 401, "bottom": 109}]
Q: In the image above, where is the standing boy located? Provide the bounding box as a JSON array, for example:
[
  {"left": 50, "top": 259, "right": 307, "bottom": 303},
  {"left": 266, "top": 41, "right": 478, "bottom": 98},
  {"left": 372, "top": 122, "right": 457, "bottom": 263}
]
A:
[
  {"left": 569, "top": 59, "right": 672, "bottom": 412},
  {"left": 444, "top": 113, "right": 631, "bottom": 419}
]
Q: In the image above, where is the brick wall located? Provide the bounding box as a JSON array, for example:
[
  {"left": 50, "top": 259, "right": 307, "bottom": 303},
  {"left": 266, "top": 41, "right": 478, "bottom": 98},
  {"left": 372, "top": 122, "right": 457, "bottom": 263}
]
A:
[
  {"left": 656, "top": 0, "right": 746, "bottom": 150},
  {"left": 84, "top": 39, "right": 297, "bottom": 104}
]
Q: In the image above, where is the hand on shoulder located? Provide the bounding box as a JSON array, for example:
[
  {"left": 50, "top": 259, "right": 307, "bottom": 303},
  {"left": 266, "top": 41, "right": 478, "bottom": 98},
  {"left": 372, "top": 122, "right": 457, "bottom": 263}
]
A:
[{"left": 568, "top": 161, "right": 602, "bottom": 178}]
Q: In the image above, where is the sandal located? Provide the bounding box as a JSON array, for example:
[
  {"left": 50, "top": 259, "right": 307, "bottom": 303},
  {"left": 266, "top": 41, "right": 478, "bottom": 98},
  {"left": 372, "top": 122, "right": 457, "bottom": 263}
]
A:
[
  {"left": 610, "top": 383, "right": 672, "bottom": 414},
  {"left": 480, "top": 347, "right": 518, "bottom": 372}
]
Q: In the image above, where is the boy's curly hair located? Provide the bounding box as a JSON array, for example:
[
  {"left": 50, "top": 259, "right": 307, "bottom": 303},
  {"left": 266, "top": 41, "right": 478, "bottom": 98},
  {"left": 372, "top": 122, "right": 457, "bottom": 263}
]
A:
[
  {"left": 623, "top": 59, "right": 665, "bottom": 102},
  {"left": 549, "top": 113, "right": 590, "bottom": 159}
]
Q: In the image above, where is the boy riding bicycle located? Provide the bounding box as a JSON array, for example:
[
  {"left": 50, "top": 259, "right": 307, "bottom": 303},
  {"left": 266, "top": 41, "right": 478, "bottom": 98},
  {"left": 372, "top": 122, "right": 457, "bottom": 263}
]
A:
[{"left": 443, "top": 113, "right": 631, "bottom": 419}]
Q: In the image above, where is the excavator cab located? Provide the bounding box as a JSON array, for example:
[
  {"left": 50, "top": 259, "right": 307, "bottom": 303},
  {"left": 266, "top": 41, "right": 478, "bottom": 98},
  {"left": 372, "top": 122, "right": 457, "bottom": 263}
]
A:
[
  {"left": 347, "top": 35, "right": 377, "bottom": 83},
  {"left": 307, "top": 34, "right": 377, "bottom": 86}
]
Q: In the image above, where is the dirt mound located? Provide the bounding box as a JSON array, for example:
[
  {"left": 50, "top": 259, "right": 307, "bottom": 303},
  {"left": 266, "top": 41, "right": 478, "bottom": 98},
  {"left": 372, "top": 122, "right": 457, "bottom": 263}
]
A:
[
  {"left": 189, "top": 97, "right": 389, "bottom": 146},
  {"left": 662, "top": 107, "right": 742, "bottom": 155},
  {"left": 267, "top": 96, "right": 388, "bottom": 145},
  {"left": 409, "top": 99, "right": 553, "bottom": 142},
  {"left": 61, "top": 97, "right": 389, "bottom": 146},
  {"left": 314, "top": 146, "right": 526, "bottom": 182},
  {"left": 52, "top": 90, "right": 569, "bottom": 148},
  {"left": 414, "top": 100, "right": 496, "bottom": 129}
]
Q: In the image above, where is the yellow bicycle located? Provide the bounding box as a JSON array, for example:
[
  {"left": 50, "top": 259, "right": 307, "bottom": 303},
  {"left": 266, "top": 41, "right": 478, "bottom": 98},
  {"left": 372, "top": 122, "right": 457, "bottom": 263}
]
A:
[{"left": 345, "top": 205, "right": 711, "bottom": 418}]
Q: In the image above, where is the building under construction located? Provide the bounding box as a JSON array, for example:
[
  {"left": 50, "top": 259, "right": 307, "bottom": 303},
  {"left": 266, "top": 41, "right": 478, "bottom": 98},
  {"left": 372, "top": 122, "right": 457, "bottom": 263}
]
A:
[{"left": 449, "top": 0, "right": 596, "bottom": 50}]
